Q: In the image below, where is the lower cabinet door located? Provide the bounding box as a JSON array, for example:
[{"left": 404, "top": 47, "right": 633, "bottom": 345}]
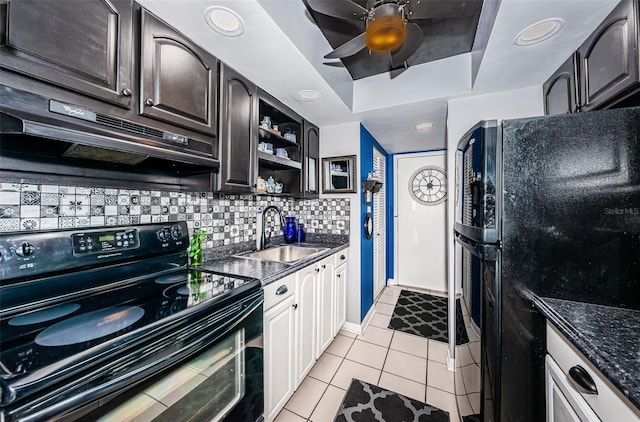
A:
[
  {"left": 333, "top": 264, "right": 347, "bottom": 337},
  {"left": 264, "top": 296, "right": 295, "bottom": 422},
  {"left": 316, "top": 258, "right": 335, "bottom": 356},
  {"left": 545, "top": 355, "right": 599, "bottom": 422},
  {"left": 295, "top": 266, "right": 317, "bottom": 386}
]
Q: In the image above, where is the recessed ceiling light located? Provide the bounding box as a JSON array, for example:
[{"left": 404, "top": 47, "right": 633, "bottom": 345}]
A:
[
  {"left": 515, "top": 18, "right": 564, "bottom": 46},
  {"left": 204, "top": 6, "right": 244, "bottom": 37},
  {"left": 415, "top": 122, "right": 434, "bottom": 131},
  {"left": 296, "top": 90, "right": 321, "bottom": 102}
]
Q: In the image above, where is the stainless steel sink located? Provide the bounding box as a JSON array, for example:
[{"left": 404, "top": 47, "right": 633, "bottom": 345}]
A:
[{"left": 237, "top": 245, "right": 328, "bottom": 263}]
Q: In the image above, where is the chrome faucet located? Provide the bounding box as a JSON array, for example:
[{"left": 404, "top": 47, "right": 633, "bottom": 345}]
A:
[{"left": 258, "top": 205, "right": 285, "bottom": 250}]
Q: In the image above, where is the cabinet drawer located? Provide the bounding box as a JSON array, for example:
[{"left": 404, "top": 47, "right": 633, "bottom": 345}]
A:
[
  {"left": 546, "top": 322, "right": 640, "bottom": 421},
  {"left": 264, "top": 273, "right": 296, "bottom": 311},
  {"left": 335, "top": 248, "right": 348, "bottom": 268}
]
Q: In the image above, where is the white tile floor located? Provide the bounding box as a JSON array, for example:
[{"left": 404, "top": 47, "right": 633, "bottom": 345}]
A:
[{"left": 274, "top": 285, "right": 460, "bottom": 422}]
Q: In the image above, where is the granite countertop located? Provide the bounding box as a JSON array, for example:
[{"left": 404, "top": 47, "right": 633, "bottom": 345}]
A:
[
  {"left": 534, "top": 296, "right": 640, "bottom": 410},
  {"left": 195, "top": 240, "right": 349, "bottom": 286}
]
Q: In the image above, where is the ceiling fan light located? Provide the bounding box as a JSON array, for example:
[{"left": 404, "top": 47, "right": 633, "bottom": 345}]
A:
[{"left": 366, "top": 15, "right": 406, "bottom": 52}]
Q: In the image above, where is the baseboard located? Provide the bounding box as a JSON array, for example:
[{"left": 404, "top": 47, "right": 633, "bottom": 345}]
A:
[
  {"left": 387, "top": 278, "right": 397, "bottom": 286},
  {"left": 342, "top": 321, "right": 362, "bottom": 336},
  {"left": 342, "top": 305, "right": 376, "bottom": 336},
  {"left": 447, "top": 348, "right": 455, "bottom": 372}
]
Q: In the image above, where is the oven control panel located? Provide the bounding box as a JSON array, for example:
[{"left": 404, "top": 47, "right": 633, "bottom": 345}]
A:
[{"left": 71, "top": 229, "right": 139, "bottom": 255}]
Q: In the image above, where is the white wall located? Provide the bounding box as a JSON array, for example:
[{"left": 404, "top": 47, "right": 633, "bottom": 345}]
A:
[
  {"left": 445, "top": 85, "right": 544, "bottom": 360},
  {"left": 319, "top": 121, "right": 362, "bottom": 325}
]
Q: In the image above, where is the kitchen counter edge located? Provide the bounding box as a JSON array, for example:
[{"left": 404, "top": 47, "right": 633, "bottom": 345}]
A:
[
  {"left": 533, "top": 296, "right": 640, "bottom": 410},
  {"left": 196, "top": 241, "right": 350, "bottom": 286}
]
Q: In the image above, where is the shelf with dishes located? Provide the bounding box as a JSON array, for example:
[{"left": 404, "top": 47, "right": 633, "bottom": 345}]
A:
[
  {"left": 258, "top": 127, "right": 297, "bottom": 148},
  {"left": 258, "top": 151, "right": 302, "bottom": 170}
]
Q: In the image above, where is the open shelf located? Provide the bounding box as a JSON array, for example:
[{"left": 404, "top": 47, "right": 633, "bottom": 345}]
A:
[
  {"left": 258, "top": 151, "right": 302, "bottom": 170},
  {"left": 258, "top": 127, "right": 298, "bottom": 147}
]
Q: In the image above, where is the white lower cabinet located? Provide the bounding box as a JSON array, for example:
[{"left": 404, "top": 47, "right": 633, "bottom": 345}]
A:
[
  {"left": 264, "top": 294, "right": 295, "bottom": 422},
  {"left": 264, "top": 250, "right": 348, "bottom": 421},
  {"left": 546, "top": 322, "right": 640, "bottom": 422},
  {"left": 295, "top": 265, "right": 317, "bottom": 386},
  {"left": 333, "top": 263, "right": 347, "bottom": 337},
  {"left": 316, "top": 256, "right": 335, "bottom": 357}
]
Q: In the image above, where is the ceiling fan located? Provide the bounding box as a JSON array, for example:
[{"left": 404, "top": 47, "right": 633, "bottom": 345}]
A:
[{"left": 307, "top": 0, "right": 473, "bottom": 73}]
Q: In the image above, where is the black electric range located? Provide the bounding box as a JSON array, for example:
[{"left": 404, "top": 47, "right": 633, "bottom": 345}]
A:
[{"left": 0, "top": 222, "right": 263, "bottom": 422}]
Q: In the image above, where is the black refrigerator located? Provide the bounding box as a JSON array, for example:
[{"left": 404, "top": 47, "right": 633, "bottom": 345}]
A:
[{"left": 455, "top": 107, "right": 640, "bottom": 422}]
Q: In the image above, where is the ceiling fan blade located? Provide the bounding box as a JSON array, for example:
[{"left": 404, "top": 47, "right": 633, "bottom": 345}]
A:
[
  {"left": 390, "top": 66, "right": 408, "bottom": 79},
  {"left": 391, "top": 23, "right": 423, "bottom": 67},
  {"left": 324, "top": 32, "right": 367, "bottom": 59},
  {"left": 405, "top": 0, "right": 480, "bottom": 20},
  {"left": 306, "top": 0, "right": 368, "bottom": 20}
]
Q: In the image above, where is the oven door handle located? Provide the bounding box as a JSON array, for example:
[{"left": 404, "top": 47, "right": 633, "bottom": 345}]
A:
[{"left": 8, "top": 292, "right": 264, "bottom": 422}]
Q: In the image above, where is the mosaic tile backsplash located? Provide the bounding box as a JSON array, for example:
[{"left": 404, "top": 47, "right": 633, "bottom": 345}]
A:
[{"left": 0, "top": 183, "right": 350, "bottom": 248}]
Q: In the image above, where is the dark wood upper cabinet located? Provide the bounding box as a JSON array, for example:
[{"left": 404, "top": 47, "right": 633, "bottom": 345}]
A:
[
  {"left": 0, "top": 0, "right": 133, "bottom": 108},
  {"left": 140, "top": 10, "right": 218, "bottom": 136},
  {"left": 217, "top": 64, "right": 257, "bottom": 193},
  {"left": 578, "top": 0, "right": 639, "bottom": 111},
  {"left": 543, "top": 54, "right": 579, "bottom": 115},
  {"left": 302, "top": 121, "right": 320, "bottom": 198}
]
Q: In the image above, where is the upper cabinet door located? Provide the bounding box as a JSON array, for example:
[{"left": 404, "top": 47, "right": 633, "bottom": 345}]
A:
[
  {"left": 0, "top": 0, "right": 133, "bottom": 107},
  {"left": 302, "top": 121, "right": 320, "bottom": 198},
  {"left": 140, "top": 10, "right": 218, "bottom": 136},
  {"left": 217, "top": 65, "right": 257, "bottom": 193},
  {"left": 578, "top": 0, "right": 639, "bottom": 111},
  {"left": 543, "top": 54, "right": 578, "bottom": 115}
]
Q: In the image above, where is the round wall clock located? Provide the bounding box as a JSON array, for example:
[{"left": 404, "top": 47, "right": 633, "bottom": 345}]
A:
[{"left": 408, "top": 166, "right": 447, "bottom": 205}]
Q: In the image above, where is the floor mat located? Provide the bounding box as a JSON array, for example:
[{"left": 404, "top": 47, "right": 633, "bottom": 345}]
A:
[
  {"left": 334, "top": 379, "right": 449, "bottom": 422},
  {"left": 388, "top": 290, "right": 469, "bottom": 345}
]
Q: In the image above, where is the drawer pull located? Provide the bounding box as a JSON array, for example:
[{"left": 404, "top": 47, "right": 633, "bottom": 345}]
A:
[
  {"left": 275, "top": 285, "right": 288, "bottom": 295},
  {"left": 340, "top": 255, "right": 346, "bottom": 260},
  {"left": 569, "top": 365, "right": 598, "bottom": 395}
]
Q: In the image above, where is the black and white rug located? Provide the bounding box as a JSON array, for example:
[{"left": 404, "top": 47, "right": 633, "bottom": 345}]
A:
[
  {"left": 388, "top": 290, "right": 469, "bottom": 345},
  {"left": 334, "top": 379, "right": 449, "bottom": 422}
]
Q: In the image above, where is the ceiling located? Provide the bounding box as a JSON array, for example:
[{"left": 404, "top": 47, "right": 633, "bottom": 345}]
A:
[
  {"left": 137, "top": 0, "right": 621, "bottom": 154},
  {"left": 303, "top": 0, "right": 484, "bottom": 80}
]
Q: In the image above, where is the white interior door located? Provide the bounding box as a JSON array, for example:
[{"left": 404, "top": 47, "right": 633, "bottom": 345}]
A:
[
  {"left": 395, "top": 152, "right": 447, "bottom": 292},
  {"left": 373, "top": 147, "right": 386, "bottom": 298}
]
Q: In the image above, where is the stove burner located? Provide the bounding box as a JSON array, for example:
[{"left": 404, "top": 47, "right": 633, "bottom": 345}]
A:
[
  {"left": 155, "top": 273, "right": 188, "bottom": 285},
  {"left": 162, "top": 283, "right": 190, "bottom": 299},
  {"left": 35, "top": 306, "right": 145, "bottom": 347},
  {"left": 9, "top": 303, "right": 81, "bottom": 327}
]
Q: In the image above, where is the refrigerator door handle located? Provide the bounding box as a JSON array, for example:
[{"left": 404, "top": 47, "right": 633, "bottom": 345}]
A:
[{"left": 455, "top": 232, "right": 499, "bottom": 261}]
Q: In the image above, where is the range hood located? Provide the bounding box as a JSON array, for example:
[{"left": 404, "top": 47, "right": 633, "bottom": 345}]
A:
[{"left": 0, "top": 85, "right": 220, "bottom": 179}]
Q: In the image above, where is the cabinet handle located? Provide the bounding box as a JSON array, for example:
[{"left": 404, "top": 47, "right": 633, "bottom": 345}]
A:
[
  {"left": 315, "top": 268, "right": 320, "bottom": 273},
  {"left": 340, "top": 255, "right": 346, "bottom": 260},
  {"left": 145, "top": 98, "right": 155, "bottom": 107},
  {"left": 568, "top": 365, "right": 598, "bottom": 395},
  {"left": 275, "top": 285, "right": 288, "bottom": 295},
  {"left": 322, "top": 264, "right": 326, "bottom": 269},
  {"left": 293, "top": 303, "right": 298, "bottom": 310},
  {"left": 121, "top": 88, "right": 132, "bottom": 97},
  {"left": 337, "top": 274, "right": 341, "bottom": 278}
]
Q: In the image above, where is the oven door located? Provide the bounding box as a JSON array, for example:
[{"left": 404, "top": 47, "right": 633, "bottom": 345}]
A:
[
  {"left": 2, "top": 290, "right": 264, "bottom": 422},
  {"left": 455, "top": 120, "right": 500, "bottom": 244}
]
